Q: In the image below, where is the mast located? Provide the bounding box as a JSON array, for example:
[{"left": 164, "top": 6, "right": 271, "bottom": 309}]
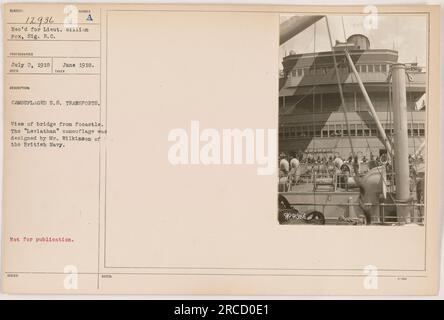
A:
[
  {"left": 391, "top": 63, "right": 412, "bottom": 223},
  {"left": 344, "top": 50, "right": 393, "bottom": 157}
]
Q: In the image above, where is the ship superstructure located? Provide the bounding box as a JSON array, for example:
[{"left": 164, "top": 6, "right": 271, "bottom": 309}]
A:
[{"left": 279, "top": 34, "right": 426, "bottom": 159}]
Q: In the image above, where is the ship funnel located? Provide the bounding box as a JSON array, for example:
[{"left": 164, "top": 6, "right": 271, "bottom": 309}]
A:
[
  {"left": 391, "top": 63, "right": 412, "bottom": 223},
  {"left": 346, "top": 34, "right": 370, "bottom": 50}
]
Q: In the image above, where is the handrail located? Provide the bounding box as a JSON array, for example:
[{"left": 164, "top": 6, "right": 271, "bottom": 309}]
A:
[{"left": 285, "top": 201, "right": 424, "bottom": 207}]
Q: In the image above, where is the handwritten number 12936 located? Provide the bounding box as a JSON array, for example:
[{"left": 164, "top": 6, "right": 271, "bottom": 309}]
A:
[{"left": 25, "top": 16, "right": 55, "bottom": 27}]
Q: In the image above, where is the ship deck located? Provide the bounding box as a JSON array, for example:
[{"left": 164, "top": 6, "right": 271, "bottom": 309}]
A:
[{"left": 281, "top": 184, "right": 363, "bottom": 225}]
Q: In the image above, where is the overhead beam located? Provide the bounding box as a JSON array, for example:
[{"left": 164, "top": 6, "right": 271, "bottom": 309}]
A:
[{"left": 280, "top": 15, "right": 324, "bottom": 45}]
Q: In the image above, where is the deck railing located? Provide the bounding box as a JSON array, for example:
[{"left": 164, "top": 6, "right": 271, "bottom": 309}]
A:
[{"left": 284, "top": 199, "right": 425, "bottom": 225}]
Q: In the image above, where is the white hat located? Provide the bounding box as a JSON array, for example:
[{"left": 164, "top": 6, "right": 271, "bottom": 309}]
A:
[
  {"left": 280, "top": 159, "right": 290, "bottom": 171},
  {"left": 290, "top": 158, "right": 300, "bottom": 168}
]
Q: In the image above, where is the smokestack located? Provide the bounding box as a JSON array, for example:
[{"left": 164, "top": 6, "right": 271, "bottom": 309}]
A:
[{"left": 280, "top": 15, "right": 324, "bottom": 45}]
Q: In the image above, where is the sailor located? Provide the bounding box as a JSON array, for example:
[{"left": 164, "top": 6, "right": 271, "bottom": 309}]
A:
[
  {"left": 307, "top": 153, "right": 314, "bottom": 163},
  {"left": 380, "top": 153, "right": 388, "bottom": 164},
  {"left": 333, "top": 156, "right": 344, "bottom": 170},
  {"left": 412, "top": 161, "right": 425, "bottom": 217},
  {"left": 333, "top": 156, "right": 345, "bottom": 188},
  {"left": 290, "top": 158, "right": 299, "bottom": 169},
  {"left": 289, "top": 158, "right": 300, "bottom": 185},
  {"left": 279, "top": 158, "right": 290, "bottom": 175},
  {"left": 368, "top": 153, "right": 378, "bottom": 170}
]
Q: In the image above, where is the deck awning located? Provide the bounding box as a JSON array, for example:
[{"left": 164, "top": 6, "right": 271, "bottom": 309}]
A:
[
  {"left": 305, "top": 139, "right": 340, "bottom": 152},
  {"left": 279, "top": 87, "right": 298, "bottom": 97}
]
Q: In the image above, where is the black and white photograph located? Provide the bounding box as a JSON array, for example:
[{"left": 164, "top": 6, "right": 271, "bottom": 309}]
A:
[{"left": 278, "top": 14, "right": 427, "bottom": 226}]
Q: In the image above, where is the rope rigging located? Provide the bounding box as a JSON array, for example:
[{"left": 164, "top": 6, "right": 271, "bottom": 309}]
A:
[
  {"left": 324, "top": 16, "right": 356, "bottom": 161},
  {"left": 324, "top": 16, "right": 398, "bottom": 202}
]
